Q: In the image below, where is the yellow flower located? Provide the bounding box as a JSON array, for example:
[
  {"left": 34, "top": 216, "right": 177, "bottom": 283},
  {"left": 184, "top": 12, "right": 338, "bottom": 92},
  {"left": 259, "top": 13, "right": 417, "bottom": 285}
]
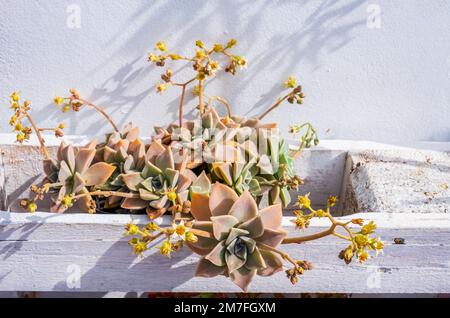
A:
[
  {"left": 160, "top": 240, "right": 173, "bottom": 257},
  {"left": 14, "top": 122, "right": 23, "bottom": 132},
  {"left": 168, "top": 53, "right": 181, "bottom": 60},
  {"left": 297, "top": 193, "right": 311, "bottom": 209},
  {"left": 226, "top": 38, "right": 237, "bottom": 48},
  {"left": 213, "top": 43, "right": 224, "bottom": 52},
  {"left": 167, "top": 189, "right": 177, "bottom": 203},
  {"left": 327, "top": 195, "right": 338, "bottom": 207},
  {"left": 196, "top": 71, "right": 206, "bottom": 80},
  {"left": 148, "top": 53, "right": 159, "bottom": 62},
  {"left": 155, "top": 41, "right": 167, "bottom": 52},
  {"left": 185, "top": 231, "right": 198, "bottom": 243},
  {"left": 10, "top": 91, "right": 20, "bottom": 102},
  {"left": 9, "top": 115, "right": 17, "bottom": 126},
  {"left": 23, "top": 100, "right": 31, "bottom": 107},
  {"left": 146, "top": 222, "right": 159, "bottom": 232},
  {"left": 361, "top": 221, "right": 377, "bottom": 235},
  {"left": 342, "top": 247, "right": 354, "bottom": 264},
  {"left": 62, "top": 104, "right": 71, "bottom": 112},
  {"left": 133, "top": 240, "right": 148, "bottom": 256},
  {"left": 58, "top": 123, "right": 65, "bottom": 129},
  {"left": 354, "top": 234, "right": 369, "bottom": 248},
  {"left": 284, "top": 76, "right": 297, "bottom": 89},
  {"left": 156, "top": 83, "right": 169, "bottom": 94},
  {"left": 233, "top": 56, "right": 247, "bottom": 69},
  {"left": 175, "top": 223, "right": 186, "bottom": 237},
  {"left": 195, "top": 40, "right": 204, "bottom": 48},
  {"left": 53, "top": 96, "right": 65, "bottom": 105},
  {"left": 316, "top": 209, "right": 326, "bottom": 218},
  {"left": 61, "top": 195, "right": 74, "bottom": 208},
  {"left": 357, "top": 250, "right": 369, "bottom": 263},
  {"left": 16, "top": 133, "right": 25, "bottom": 143},
  {"left": 195, "top": 50, "right": 206, "bottom": 59},
  {"left": 124, "top": 223, "right": 140, "bottom": 236},
  {"left": 27, "top": 202, "right": 37, "bottom": 213}
]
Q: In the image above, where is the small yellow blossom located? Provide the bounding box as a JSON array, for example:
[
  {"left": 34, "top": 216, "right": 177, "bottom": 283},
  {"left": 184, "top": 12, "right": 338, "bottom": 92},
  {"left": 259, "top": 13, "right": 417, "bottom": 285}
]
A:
[
  {"left": 160, "top": 240, "right": 173, "bottom": 257},
  {"left": 354, "top": 234, "right": 369, "bottom": 248},
  {"left": 10, "top": 91, "right": 20, "bottom": 102},
  {"left": 148, "top": 53, "right": 159, "bottom": 62},
  {"left": 133, "top": 240, "right": 148, "bottom": 256},
  {"left": 195, "top": 40, "right": 204, "bottom": 48},
  {"left": 284, "top": 76, "right": 297, "bottom": 89},
  {"left": 58, "top": 123, "right": 65, "bottom": 129},
  {"left": 213, "top": 43, "right": 224, "bottom": 52},
  {"left": 185, "top": 231, "right": 198, "bottom": 243},
  {"left": 342, "top": 247, "right": 354, "bottom": 264},
  {"left": 175, "top": 223, "right": 186, "bottom": 237},
  {"left": 361, "top": 221, "right": 377, "bottom": 235},
  {"left": 197, "top": 71, "right": 206, "bottom": 80},
  {"left": 357, "top": 250, "right": 369, "bottom": 263},
  {"left": 168, "top": 53, "right": 180, "bottom": 60},
  {"left": 61, "top": 195, "right": 74, "bottom": 209},
  {"left": 327, "top": 195, "right": 338, "bottom": 207},
  {"left": 156, "top": 83, "right": 169, "bottom": 94},
  {"left": 125, "top": 223, "right": 140, "bottom": 236},
  {"left": 14, "top": 122, "right": 23, "bottom": 132},
  {"left": 226, "top": 38, "right": 237, "bottom": 48},
  {"left": 167, "top": 190, "right": 177, "bottom": 202},
  {"left": 62, "top": 104, "right": 71, "bottom": 113},
  {"left": 53, "top": 96, "right": 65, "bottom": 105},
  {"left": 195, "top": 50, "right": 206, "bottom": 59},
  {"left": 27, "top": 202, "right": 37, "bottom": 213},
  {"left": 234, "top": 56, "right": 247, "bottom": 69},
  {"left": 146, "top": 222, "right": 159, "bottom": 232},
  {"left": 16, "top": 133, "right": 25, "bottom": 143},
  {"left": 23, "top": 100, "right": 31, "bottom": 107},
  {"left": 316, "top": 209, "right": 326, "bottom": 218},
  {"left": 155, "top": 41, "right": 167, "bottom": 52},
  {"left": 297, "top": 193, "right": 311, "bottom": 209}
]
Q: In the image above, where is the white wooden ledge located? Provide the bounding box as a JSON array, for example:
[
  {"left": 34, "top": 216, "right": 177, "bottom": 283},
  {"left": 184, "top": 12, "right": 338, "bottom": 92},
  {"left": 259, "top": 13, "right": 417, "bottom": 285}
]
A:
[{"left": 0, "top": 134, "right": 449, "bottom": 293}]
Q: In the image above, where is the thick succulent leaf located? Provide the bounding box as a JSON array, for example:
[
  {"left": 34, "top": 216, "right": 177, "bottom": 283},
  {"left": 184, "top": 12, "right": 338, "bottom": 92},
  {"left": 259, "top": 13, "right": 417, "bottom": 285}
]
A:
[
  {"left": 103, "top": 146, "right": 117, "bottom": 163},
  {"left": 190, "top": 192, "right": 212, "bottom": 221},
  {"left": 248, "top": 179, "right": 261, "bottom": 195},
  {"left": 43, "top": 159, "right": 58, "bottom": 176},
  {"left": 225, "top": 228, "right": 250, "bottom": 246},
  {"left": 176, "top": 189, "right": 189, "bottom": 204},
  {"left": 259, "top": 204, "right": 283, "bottom": 230},
  {"left": 257, "top": 249, "right": 284, "bottom": 277},
  {"left": 121, "top": 197, "right": 148, "bottom": 210},
  {"left": 123, "top": 155, "right": 135, "bottom": 172},
  {"left": 225, "top": 251, "right": 247, "bottom": 274},
  {"left": 84, "top": 139, "right": 98, "bottom": 150},
  {"left": 75, "top": 148, "right": 96, "bottom": 175},
  {"left": 229, "top": 266, "right": 257, "bottom": 291},
  {"left": 116, "top": 147, "right": 128, "bottom": 162},
  {"left": 205, "top": 241, "right": 226, "bottom": 267},
  {"left": 229, "top": 191, "right": 258, "bottom": 222},
  {"left": 50, "top": 186, "right": 68, "bottom": 213},
  {"left": 76, "top": 186, "right": 94, "bottom": 214},
  {"left": 269, "top": 186, "right": 280, "bottom": 205},
  {"left": 190, "top": 171, "right": 211, "bottom": 195},
  {"left": 257, "top": 155, "right": 274, "bottom": 175},
  {"left": 240, "top": 236, "right": 256, "bottom": 254},
  {"left": 165, "top": 168, "right": 179, "bottom": 188},
  {"left": 212, "top": 163, "right": 233, "bottom": 186},
  {"left": 209, "top": 183, "right": 239, "bottom": 217},
  {"left": 255, "top": 228, "right": 287, "bottom": 248},
  {"left": 187, "top": 221, "right": 217, "bottom": 255},
  {"left": 211, "top": 215, "right": 239, "bottom": 241},
  {"left": 149, "top": 195, "right": 168, "bottom": 209},
  {"left": 56, "top": 141, "right": 66, "bottom": 161},
  {"left": 84, "top": 162, "right": 116, "bottom": 186},
  {"left": 125, "top": 126, "right": 140, "bottom": 141},
  {"left": 128, "top": 139, "right": 145, "bottom": 161},
  {"left": 176, "top": 173, "right": 192, "bottom": 192},
  {"left": 141, "top": 161, "right": 163, "bottom": 179},
  {"left": 58, "top": 161, "right": 72, "bottom": 182},
  {"left": 244, "top": 247, "right": 267, "bottom": 270},
  {"left": 138, "top": 188, "right": 160, "bottom": 201},
  {"left": 155, "top": 147, "right": 175, "bottom": 172},
  {"left": 232, "top": 162, "right": 244, "bottom": 181},
  {"left": 73, "top": 172, "right": 86, "bottom": 194},
  {"left": 62, "top": 145, "right": 75, "bottom": 171},
  {"left": 146, "top": 207, "right": 167, "bottom": 220},
  {"left": 280, "top": 187, "right": 291, "bottom": 207},
  {"left": 121, "top": 172, "right": 144, "bottom": 191},
  {"left": 146, "top": 141, "right": 166, "bottom": 163},
  {"left": 238, "top": 216, "right": 264, "bottom": 238},
  {"left": 195, "top": 258, "right": 225, "bottom": 278}
]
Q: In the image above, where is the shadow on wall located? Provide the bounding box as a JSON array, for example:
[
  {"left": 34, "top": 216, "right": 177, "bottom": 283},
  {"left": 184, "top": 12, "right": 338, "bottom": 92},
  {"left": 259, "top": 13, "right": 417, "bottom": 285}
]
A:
[{"left": 32, "top": 0, "right": 366, "bottom": 136}]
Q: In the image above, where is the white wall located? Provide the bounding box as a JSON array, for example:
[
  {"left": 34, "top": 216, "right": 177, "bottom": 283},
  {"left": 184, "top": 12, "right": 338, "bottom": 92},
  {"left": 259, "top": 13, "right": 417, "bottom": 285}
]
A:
[{"left": 1, "top": 0, "right": 449, "bottom": 142}]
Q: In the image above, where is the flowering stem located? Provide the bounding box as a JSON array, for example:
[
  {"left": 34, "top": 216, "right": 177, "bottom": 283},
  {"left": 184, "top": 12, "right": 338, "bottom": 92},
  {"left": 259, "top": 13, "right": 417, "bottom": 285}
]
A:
[
  {"left": 25, "top": 112, "right": 51, "bottom": 160},
  {"left": 257, "top": 242, "right": 298, "bottom": 268},
  {"left": 282, "top": 224, "right": 337, "bottom": 244},
  {"left": 206, "top": 95, "right": 232, "bottom": 117},
  {"left": 198, "top": 80, "right": 205, "bottom": 115},
  {"left": 173, "top": 77, "right": 196, "bottom": 127},
  {"left": 257, "top": 93, "right": 290, "bottom": 121},
  {"left": 73, "top": 191, "right": 140, "bottom": 200},
  {"left": 78, "top": 98, "right": 119, "bottom": 132}
]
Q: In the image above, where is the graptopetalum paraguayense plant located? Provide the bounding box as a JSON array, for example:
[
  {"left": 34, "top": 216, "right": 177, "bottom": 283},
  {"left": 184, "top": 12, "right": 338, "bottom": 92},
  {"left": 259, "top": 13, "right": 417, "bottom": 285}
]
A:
[{"left": 7, "top": 39, "right": 383, "bottom": 291}]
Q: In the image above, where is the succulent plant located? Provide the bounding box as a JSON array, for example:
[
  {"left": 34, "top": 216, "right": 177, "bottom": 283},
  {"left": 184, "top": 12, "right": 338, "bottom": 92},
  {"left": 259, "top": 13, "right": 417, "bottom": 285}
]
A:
[
  {"left": 187, "top": 182, "right": 287, "bottom": 291},
  {"left": 43, "top": 141, "right": 116, "bottom": 213}
]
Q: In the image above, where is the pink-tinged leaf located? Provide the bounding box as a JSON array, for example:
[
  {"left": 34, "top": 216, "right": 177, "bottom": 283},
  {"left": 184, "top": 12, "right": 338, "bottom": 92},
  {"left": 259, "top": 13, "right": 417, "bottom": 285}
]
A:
[
  {"left": 146, "top": 141, "right": 166, "bottom": 163},
  {"left": 258, "top": 204, "right": 283, "bottom": 230},
  {"left": 177, "top": 173, "right": 193, "bottom": 192},
  {"left": 50, "top": 186, "right": 68, "bottom": 213},
  {"left": 103, "top": 146, "right": 117, "bottom": 163},
  {"left": 58, "top": 161, "right": 72, "bottom": 182},
  {"left": 84, "top": 139, "right": 98, "bottom": 150},
  {"left": 125, "top": 126, "right": 140, "bottom": 141},
  {"left": 146, "top": 206, "right": 167, "bottom": 220},
  {"left": 57, "top": 142, "right": 66, "bottom": 161},
  {"left": 225, "top": 252, "right": 247, "bottom": 274},
  {"left": 229, "top": 267, "right": 256, "bottom": 292},
  {"left": 195, "top": 258, "right": 225, "bottom": 278},
  {"left": 209, "top": 183, "right": 238, "bottom": 216},
  {"left": 128, "top": 138, "right": 145, "bottom": 162},
  {"left": 84, "top": 162, "right": 116, "bottom": 186},
  {"left": 269, "top": 186, "right": 280, "bottom": 205},
  {"left": 73, "top": 172, "right": 86, "bottom": 194},
  {"left": 229, "top": 191, "right": 258, "bottom": 222},
  {"left": 155, "top": 147, "right": 175, "bottom": 172},
  {"left": 183, "top": 169, "right": 198, "bottom": 183},
  {"left": 121, "top": 197, "right": 148, "bottom": 210},
  {"left": 186, "top": 221, "right": 216, "bottom": 255},
  {"left": 43, "top": 159, "right": 58, "bottom": 176},
  {"left": 205, "top": 241, "right": 226, "bottom": 267},
  {"left": 121, "top": 172, "right": 143, "bottom": 191},
  {"left": 255, "top": 228, "right": 287, "bottom": 248},
  {"left": 77, "top": 187, "right": 94, "bottom": 214},
  {"left": 149, "top": 195, "right": 168, "bottom": 209},
  {"left": 123, "top": 155, "right": 135, "bottom": 173},
  {"left": 62, "top": 145, "right": 75, "bottom": 171},
  {"left": 191, "top": 192, "right": 212, "bottom": 221},
  {"left": 244, "top": 247, "right": 267, "bottom": 270},
  {"left": 75, "top": 148, "right": 96, "bottom": 175},
  {"left": 212, "top": 163, "right": 233, "bottom": 186},
  {"left": 238, "top": 216, "right": 264, "bottom": 238},
  {"left": 191, "top": 171, "right": 211, "bottom": 194},
  {"left": 211, "top": 215, "right": 239, "bottom": 241},
  {"left": 257, "top": 249, "right": 283, "bottom": 277}
]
